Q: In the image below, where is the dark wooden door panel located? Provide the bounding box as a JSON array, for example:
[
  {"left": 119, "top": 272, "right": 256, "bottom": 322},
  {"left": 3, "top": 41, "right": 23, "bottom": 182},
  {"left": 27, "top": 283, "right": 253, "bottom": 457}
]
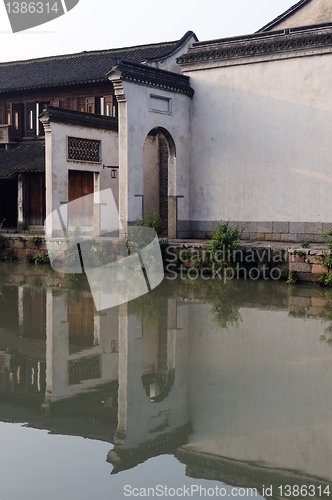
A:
[
  {"left": 27, "top": 172, "right": 45, "bottom": 226},
  {"left": 68, "top": 170, "right": 94, "bottom": 227}
]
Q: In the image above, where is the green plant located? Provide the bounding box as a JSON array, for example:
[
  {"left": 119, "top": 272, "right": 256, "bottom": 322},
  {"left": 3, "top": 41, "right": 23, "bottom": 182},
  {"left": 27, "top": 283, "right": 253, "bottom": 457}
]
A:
[
  {"left": 322, "top": 229, "right": 332, "bottom": 251},
  {"left": 300, "top": 242, "right": 309, "bottom": 248},
  {"left": 209, "top": 220, "right": 242, "bottom": 264},
  {"left": 24, "top": 252, "right": 50, "bottom": 265},
  {"left": 319, "top": 230, "right": 332, "bottom": 286},
  {"left": 28, "top": 232, "right": 42, "bottom": 247},
  {"left": 136, "top": 208, "right": 164, "bottom": 235},
  {"left": 286, "top": 270, "right": 297, "bottom": 284}
]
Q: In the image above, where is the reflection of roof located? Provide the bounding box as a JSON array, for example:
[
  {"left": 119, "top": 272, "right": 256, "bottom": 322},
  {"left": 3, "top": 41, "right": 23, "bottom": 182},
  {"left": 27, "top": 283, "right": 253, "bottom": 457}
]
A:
[
  {"left": 40, "top": 106, "right": 118, "bottom": 130},
  {"left": 0, "top": 143, "right": 45, "bottom": 179},
  {"left": 108, "top": 422, "right": 193, "bottom": 474},
  {"left": 0, "top": 401, "right": 117, "bottom": 443},
  {"left": 257, "top": 0, "right": 312, "bottom": 32},
  {"left": 176, "top": 448, "right": 331, "bottom": 500},
  {"left": 0, "top": 31, "right": 197, "bottom": 93},
  {"left": 0, "top": 381, "right": 118, "bottom": 442}
]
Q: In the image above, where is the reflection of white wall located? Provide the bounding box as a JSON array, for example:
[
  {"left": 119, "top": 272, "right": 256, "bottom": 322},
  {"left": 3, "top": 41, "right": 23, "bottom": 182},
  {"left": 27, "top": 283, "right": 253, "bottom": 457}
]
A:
[
  {"left": 117, "top": 300, "right": 190, "bottom": 452},
  {"left": 183, "top": 303, "right": 332, "bottom": 481},
  {"left": 186, "top": 54, "right": 332, "bottom": 223},
  {"left": 45, "top": 289, "right": 119, "bottom": 403}
]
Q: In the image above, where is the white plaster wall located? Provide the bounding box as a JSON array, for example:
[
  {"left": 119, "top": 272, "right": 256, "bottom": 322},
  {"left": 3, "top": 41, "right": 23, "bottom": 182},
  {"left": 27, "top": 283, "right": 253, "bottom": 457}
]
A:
[
  {"left": 184, "top": 302, "right": 332, "bottom": 481},
  {"left": 117, "top": 81, "right": 192, "bottom": 224},
  {"left": 272, "top": 0, "right": 332, "bottom": 29},
  {"left": 45, "top": 121, "right": 119, "bottom": 224},
  {"left": 143, "top": 134, "right": 159, "bottom": 215},
  {"left": 187, "top": 53, "right": 332, "bottom": 223}
]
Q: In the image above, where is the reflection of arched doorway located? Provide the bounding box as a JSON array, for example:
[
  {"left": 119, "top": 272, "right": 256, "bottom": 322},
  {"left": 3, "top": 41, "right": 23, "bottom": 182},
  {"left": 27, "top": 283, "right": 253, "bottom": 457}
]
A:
[
  {"left": 143, "top": 128, "right": 176, "bottom": 235},
  {"left": 141, "top": 300, "right": 175, "bottom": 403}
]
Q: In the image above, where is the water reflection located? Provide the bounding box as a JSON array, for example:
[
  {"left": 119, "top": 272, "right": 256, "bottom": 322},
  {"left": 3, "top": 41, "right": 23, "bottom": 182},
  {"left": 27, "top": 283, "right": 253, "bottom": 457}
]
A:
[{"left": 0, "top": 263, "right": 332, "bottom": 499}]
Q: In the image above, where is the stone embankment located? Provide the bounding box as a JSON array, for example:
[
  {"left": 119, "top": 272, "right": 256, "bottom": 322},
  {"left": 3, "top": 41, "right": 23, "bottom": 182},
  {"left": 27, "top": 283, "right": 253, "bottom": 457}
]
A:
[
  {"left": 164, "top": 240, "right": 331, "bottom": 283},
  {"left": 0, "top": 231, "right": 331, "bottom": 283},
  {"left": 5, "top": 235, "right": 48, "bottom": 260},
  {"left": 288, "top": 248, "right": 330, "bottom": 282}
]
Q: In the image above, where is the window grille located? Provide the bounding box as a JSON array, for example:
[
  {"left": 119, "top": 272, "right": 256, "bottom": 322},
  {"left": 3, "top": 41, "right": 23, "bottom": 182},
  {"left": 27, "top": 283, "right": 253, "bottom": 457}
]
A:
[
  {"left": 68, "top": 355, "right": 101, "bottom": 385},
  {"left": 68, "top": 137, "right": 100, "bottom": 163}
]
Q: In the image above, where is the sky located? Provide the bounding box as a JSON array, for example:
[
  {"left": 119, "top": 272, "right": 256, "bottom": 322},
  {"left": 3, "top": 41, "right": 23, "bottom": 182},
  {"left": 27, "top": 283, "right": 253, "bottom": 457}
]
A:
[{"left": 0, "top": 0, "right": 298, "bottom": 63}]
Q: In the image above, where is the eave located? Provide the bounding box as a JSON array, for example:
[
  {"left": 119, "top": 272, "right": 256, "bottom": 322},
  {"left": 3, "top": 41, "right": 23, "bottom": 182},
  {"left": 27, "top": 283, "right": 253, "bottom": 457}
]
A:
[{"left": 177, "top": 23, "right": 332, "bottom": 71}]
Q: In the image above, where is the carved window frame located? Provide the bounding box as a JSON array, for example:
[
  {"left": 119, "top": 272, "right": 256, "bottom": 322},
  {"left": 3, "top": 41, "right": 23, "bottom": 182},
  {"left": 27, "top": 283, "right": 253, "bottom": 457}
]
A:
[{"left": 67, "top": 136, "right": 102, "bottom": 164}]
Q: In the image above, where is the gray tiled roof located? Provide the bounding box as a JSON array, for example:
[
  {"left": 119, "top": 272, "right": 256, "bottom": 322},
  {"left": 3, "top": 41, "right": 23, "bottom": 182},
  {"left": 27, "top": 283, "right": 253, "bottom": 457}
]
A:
[
  {"left": 40, "top": 106, "right": 118, "bottom": 130},
  {"left": 0, "top": 143, "right": 45, "bottom": 178},
  {"left": 107, "top": 60, "right": 194, "bottom": 96},
  {"left": 0, "top": 31, "right": 197, "bottom": 93}
]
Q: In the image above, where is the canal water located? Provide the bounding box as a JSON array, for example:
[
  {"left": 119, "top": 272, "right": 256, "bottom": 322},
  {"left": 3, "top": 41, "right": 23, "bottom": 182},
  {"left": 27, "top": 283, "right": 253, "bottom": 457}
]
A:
[{"left": 0, "top": 262, "right": 331, "bottom": 500}]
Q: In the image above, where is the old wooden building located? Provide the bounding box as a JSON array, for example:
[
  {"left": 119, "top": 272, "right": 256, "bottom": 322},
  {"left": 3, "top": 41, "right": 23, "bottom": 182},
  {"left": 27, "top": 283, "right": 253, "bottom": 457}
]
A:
[{"left": 0, "top": 31, "right": 197, "bottom": 230}]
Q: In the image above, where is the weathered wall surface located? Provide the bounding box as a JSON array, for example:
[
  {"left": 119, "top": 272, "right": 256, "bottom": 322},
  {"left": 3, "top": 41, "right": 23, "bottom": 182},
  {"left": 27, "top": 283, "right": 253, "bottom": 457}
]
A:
[
  {"left": 272, "top": 0, "right": 332, "bottom": 30},
  {"left": 44, "top": 121, "right": 118, "bottom": 236},
  {"left": 114, "top": 80, "right": 192, "bottom": 237},
  {"left": 185, "top": 52, "right": 332, "bottom": 240},
  {"left": 143, "top": 134, "right": 159, "bottom": 215}
]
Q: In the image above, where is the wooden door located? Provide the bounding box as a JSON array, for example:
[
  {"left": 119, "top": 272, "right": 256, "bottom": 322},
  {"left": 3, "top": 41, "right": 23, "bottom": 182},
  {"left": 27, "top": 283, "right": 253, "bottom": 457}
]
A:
[
  {"left": 26, "top": 172, "right": 45, "bottom": 226},
  {"left": 68, "top": 170, "right": 94, "bottom": 227},
  {"left": 68, "top": 295, "right": 95, "bottom": 348}
]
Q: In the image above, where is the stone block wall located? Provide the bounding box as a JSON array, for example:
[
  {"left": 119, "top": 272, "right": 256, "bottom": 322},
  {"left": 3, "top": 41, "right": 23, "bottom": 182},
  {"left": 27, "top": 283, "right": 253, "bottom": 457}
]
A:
[
  {"left": 178, "top": 221, "right": 332, "bottom": 242},
  {"left": 288, "top": 249, "right": 330, "bottom": 282},
  {"left": 4, "top": 236, "right": 48, "bottom": 260}
]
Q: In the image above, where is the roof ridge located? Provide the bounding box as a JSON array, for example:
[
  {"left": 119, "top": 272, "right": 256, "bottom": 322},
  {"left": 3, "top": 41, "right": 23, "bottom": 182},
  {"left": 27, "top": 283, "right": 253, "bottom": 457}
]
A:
[
  {"left": 108, "top": 59, "right": 194, "bottom": 97},
  {"left": 256, "top": 0, "right": 312, "bottom": 33},
  {"left": 0, "top": 33, "right": 194, "bottom": 67}
]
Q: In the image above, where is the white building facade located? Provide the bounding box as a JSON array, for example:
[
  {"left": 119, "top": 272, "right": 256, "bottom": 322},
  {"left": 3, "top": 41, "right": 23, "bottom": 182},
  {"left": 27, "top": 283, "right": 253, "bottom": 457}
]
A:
[{"left": 7, "top": 0, "right": 332, "bottom": 243}]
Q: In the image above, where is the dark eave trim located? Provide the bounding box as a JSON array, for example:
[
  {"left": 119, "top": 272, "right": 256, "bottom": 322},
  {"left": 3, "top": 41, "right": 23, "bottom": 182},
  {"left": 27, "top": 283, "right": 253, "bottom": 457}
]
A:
[
  {"left": 0, "top": 77, "right": 108, "bottom": 95},
  {"left": 144, "top": 30, "right": 198, "bottom": 62},
  {"left": 107, "top": 60, "right": 194, "bottom": 97},
  {"left": 256, "top": 0, "right": 312, "bottom": 33},
  {"left": 176, "top": 23, "right": 332, "bottom": 67},
  {"left": 39, "top": 106, "right": 118, "bottom": 131}
]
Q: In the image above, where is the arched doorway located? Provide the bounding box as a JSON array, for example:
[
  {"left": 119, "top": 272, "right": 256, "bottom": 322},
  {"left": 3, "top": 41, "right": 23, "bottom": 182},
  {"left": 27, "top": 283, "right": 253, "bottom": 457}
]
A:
[{"left": 143, "top": 127, "right": 176, "bottom": 235}]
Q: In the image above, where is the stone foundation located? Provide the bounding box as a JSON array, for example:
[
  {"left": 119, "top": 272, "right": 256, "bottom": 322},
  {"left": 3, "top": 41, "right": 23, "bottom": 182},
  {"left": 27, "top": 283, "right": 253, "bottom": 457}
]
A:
[
  {"left": 4, "top": 236, "right": 48, "bottom": 260},
  {"left": 289, "top": 248, "right": 330, "bottom": 282},
  {"left": 178, "top": 220, "right": 332, "bottom": 243},
  {"left": 163, "top": 241, "right": 331, "bottom": 283}
]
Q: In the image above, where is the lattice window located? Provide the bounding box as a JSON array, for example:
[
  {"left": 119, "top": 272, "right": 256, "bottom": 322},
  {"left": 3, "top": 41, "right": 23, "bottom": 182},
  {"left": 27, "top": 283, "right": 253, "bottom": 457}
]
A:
[
  {"left": 68, "top": 136, "right": 100, "bottom": 163},
  {"left": 68, "top": 355, "right": 101, "bottom": 385}
]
